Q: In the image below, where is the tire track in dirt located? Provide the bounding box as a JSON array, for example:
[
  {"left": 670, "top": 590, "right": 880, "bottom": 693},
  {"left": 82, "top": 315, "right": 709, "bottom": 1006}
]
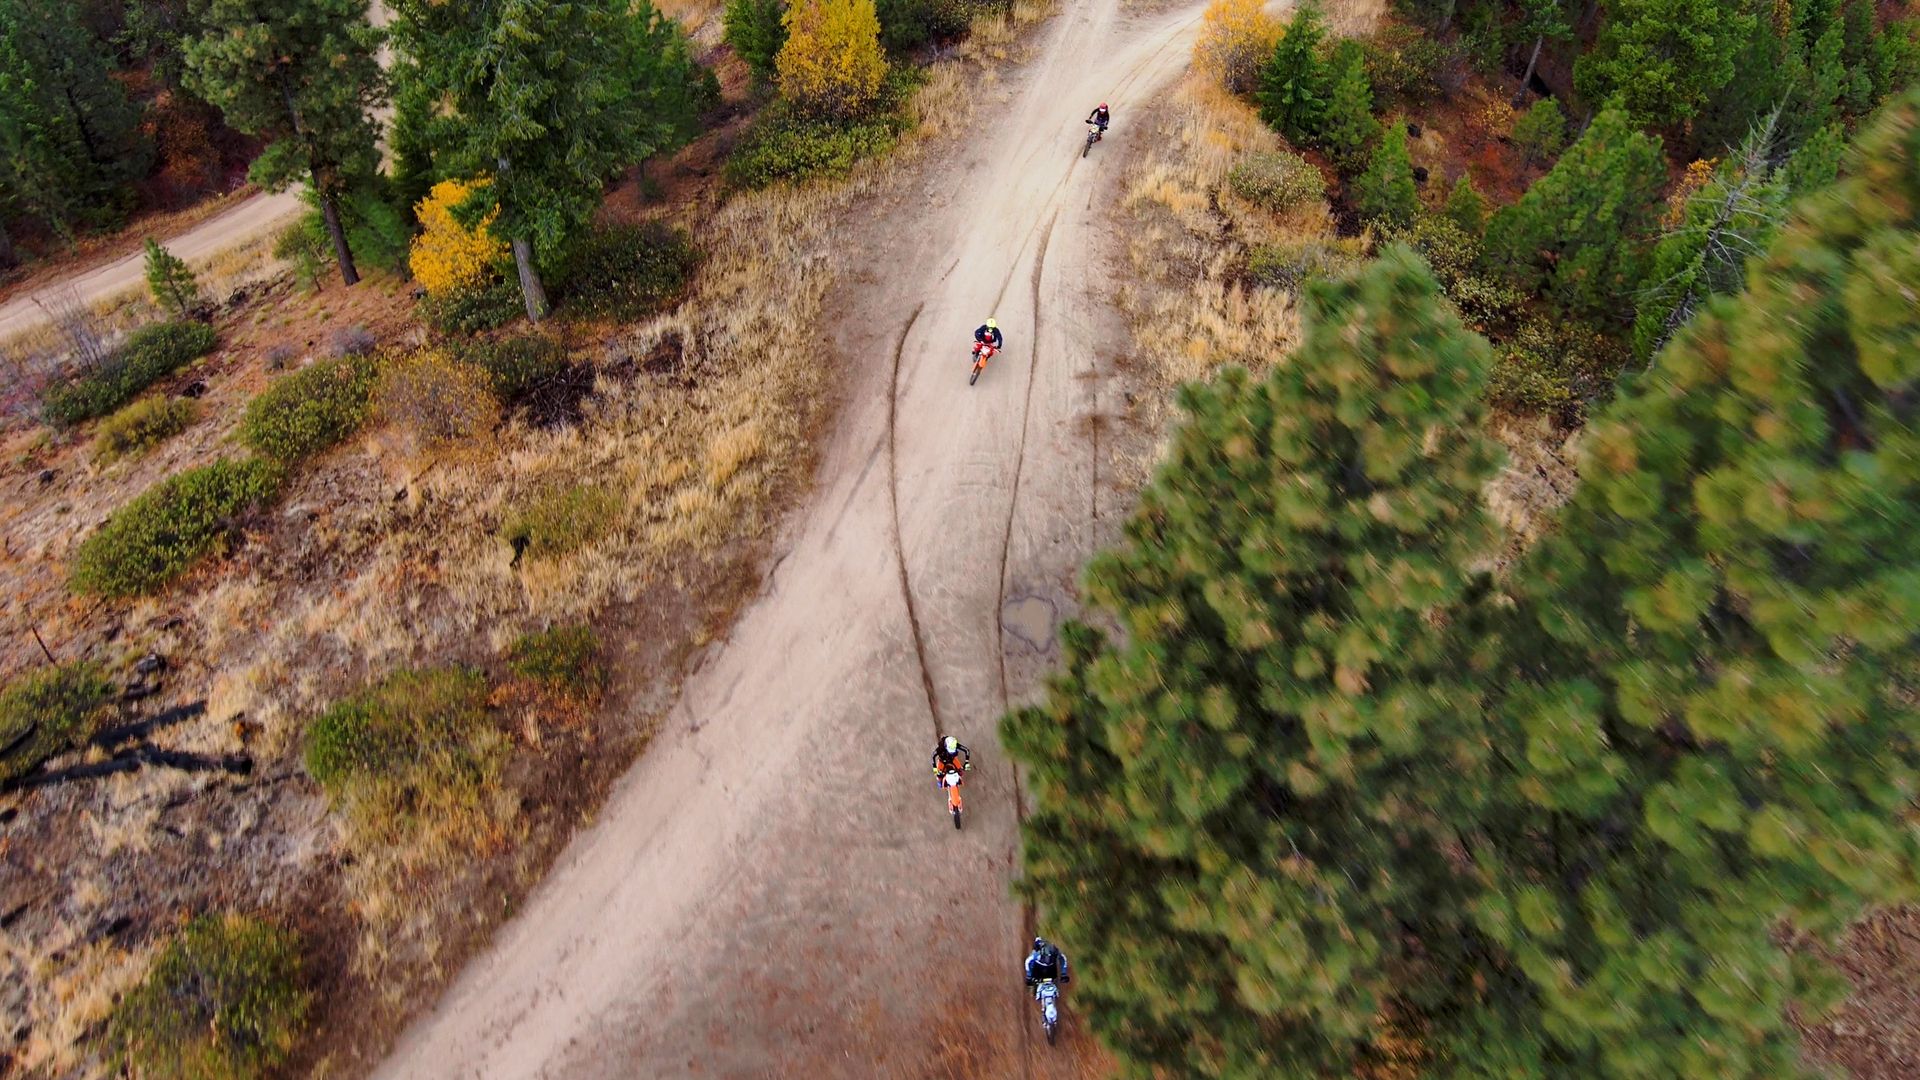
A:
[{"left": 888, "top": 302, "right": 943, "bottom": 736}]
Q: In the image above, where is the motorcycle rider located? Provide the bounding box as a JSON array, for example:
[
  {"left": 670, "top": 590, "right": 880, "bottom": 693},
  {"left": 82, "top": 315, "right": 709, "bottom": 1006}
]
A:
[
  {"left": 1025, "top": 937, "right": 1071, "bottom": 997},
  {"left": 973, "top": 318, "right": 1003, "bottom": 357},
  {"left": 1086, "top": 102, "right": 1111, "bottom": 138},
  {"left": 932, "top": 735, "right": 972, "bottom": 778}
]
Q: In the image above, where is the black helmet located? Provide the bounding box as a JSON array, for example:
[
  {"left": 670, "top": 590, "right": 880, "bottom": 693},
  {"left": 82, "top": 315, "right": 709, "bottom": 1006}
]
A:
[{"left": 1033, "top": 936, "right": 1049, "bottom": 952}]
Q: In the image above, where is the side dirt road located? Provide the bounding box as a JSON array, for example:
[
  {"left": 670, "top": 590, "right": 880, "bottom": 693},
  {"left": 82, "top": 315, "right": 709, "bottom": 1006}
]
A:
[
  {"left": 373, "top": 0, "right": 1208, "bottom": 1075},
  {"left": 0, "top": 190, "right": 303, "bottom": 344}
]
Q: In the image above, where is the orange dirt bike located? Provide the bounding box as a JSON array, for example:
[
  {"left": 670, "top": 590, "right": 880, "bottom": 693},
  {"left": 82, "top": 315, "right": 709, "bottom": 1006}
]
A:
[
  {"left": 969, "top": 340, "right": 999, "bottom": 386},
  {"left": 936, "top": 761, "right": 971, "bottom": 827}
]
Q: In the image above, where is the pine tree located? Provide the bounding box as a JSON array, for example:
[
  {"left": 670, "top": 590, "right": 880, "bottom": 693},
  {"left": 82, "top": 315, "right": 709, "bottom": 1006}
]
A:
[
  {"left": 1574, "top": 0, "right": 1754, "bottom": 129},
  {"left": 143, "top": 238, "right": 202, "bottom": 318},
  {"left": 1319, "top": 39, "right": 1378, "bottom": 171},
  {"left": 390, "top": 0, "right": 711, "bottom": 321},
  {"left": 1510, "top": 96, "right": 1566, "bottom": 166},
  {"left": 1004, "top": 245, "right": 1504, "bottom": 1077},
  {"left": 1483, "top": 105, "right": 1665, "bottom": 320},
  {"left": 0, "top": 0, "right": 150, "bottom": 239},
  {"left": 183, "top": 0, "right": 384, "bottom": 287},
  {"left": 1632, "top": 111, "right": 1798, "bottom": 362},
  {"left": 1477, "top": 86, "right": 1920, "bottom": 1077},
  {"left": 776, "top": 0, "right": 887, "bottom": 119},
  {"left": 725, "top": 0, "right": 787, "bottom": 89},
  {"left": 1443, "top": 173, "right": 1486, "bottom": 237},
  {"left": 1353, "top": 121, "right": 1417, "bottom": 227},
  {"left": 1255, "top": 0, "right": 1330, "bottom": 146}
]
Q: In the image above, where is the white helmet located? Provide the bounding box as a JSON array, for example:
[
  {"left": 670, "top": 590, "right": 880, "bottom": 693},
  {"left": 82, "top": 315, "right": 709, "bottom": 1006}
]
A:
[{"left": 943, "top": 736, "right": 959, "bottom": 753}]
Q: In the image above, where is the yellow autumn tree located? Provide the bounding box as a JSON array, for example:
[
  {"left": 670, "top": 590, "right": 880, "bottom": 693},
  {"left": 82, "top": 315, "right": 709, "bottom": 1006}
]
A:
[
  {"left": 775, "top": 0, "right": 887, "bottom": 119},
  {"left": 408, "top": 179, "right": 508, "bottom": 296},
  {"left": 1194, "top": 0, "right": 1282, "bottom": 95}
]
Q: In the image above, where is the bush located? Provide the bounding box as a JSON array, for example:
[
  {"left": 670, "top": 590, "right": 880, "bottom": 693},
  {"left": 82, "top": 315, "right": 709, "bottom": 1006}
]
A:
[
  {"left": 875, "top": 0, "right": 988, "bottom": 52},
  {"left": 1512, "top": 97, "right": 1567, "bottom": 165},
  {"left": 504, "top": 484, "right": 621, "bottom": 560},
  {"left": 1360, "top": 23, "right": 1457, "bottom": 105},
  {"left": 559, "top": 223, "right": 699, "bottom": 322},
  {"left": 0, "top": 662, "right": 115, "bottom": 784},
  {"left": 373, "top": 350, "right": 500, "bottom": 459},
  {"left": 94, "top": 397, "right": 198, "bottom": 463},
  {"left": 1243, "top": 237, "right": 1365, "bottom": 291},
  {"left": 69, "top": 458, "right": 282, "bottom": 597},
  {"left": 507, "top": 625, "right": 609, "bottom": 705},
  {"left": 419, "top": 275, "right": 524, "bottom": 335},
  {"left": 467, "top": 335, "right": 570, "bottom": 405},
  {"left": 1194, "top": 0, "right": 1284, "bottom": 95},
  {"left": 1388, "top": 215, "right": 1526, "bottom": 334},
  {"left": 41, "top": 321, "right": 219, "bottom": 428},
  {"left": 273, "top": 218, "right": 332, "bottom": 292},
  {"left": 239, "top": 354, "right": 378, "bottom": 463},
  {"left": 1225, "top": 150, "right": 1327, "bottom": 212},
  {"left": 305, "top": 667, "right": 490, "bottom": 790},
  {"left": 725, "top": 105, "right": 904, "bottom": 188},
  {"left": 409, "top": 179, "right": 508, "bottom": 296},
  {"left": 1485, "top": 316, "right": 1629, "bottom": 418},
  {"left": 776, "top": 0, "right": 889, "bottom": 118},
  {"left": 144, "top": 239, "right": 203, "bottom": 318},
  {"left": 107, "top": 913, "right": 308, "bottom": 1080},
  {"left": 331, "top": 325, "right": 377, "bottom": 358}
]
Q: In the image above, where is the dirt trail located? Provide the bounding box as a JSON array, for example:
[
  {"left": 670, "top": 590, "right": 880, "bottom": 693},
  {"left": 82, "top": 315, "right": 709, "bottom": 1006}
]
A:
[
  {"left": 0, "top": 190, "right": 304, "bottom": 345},
  {"left": 372, "top": 2, "right": 1206, "bottom": 1075}
]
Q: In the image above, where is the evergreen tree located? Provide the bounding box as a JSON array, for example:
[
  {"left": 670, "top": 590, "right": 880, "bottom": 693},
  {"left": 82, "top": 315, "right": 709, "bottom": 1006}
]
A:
[
  {"left": 0, "top": 0, "right": 149, "bottom": 239},
  {"left": 388, "top": 62, "right": 438, "bottom": 217},
  {"left": 390, "top": 0, "right": 711, "bottom": 321},
  {"left": 183, "top": 0, "right": 384, "bottom": 287},
  {"left": 1575, "top": 0, "right": 1754, "bottom": 129},
  {"left": 776, "top": 0, "right": 888, "bottom": 119},
  {"left": 1692, "top": 0, "right": 1792, "bottom": 154},
  {"left": 1443, "top": 172, "right": 1486, "bottom": 237},
  {"left": 1632, "top": 111, "right": 1800, "bottom": 362},
  {"left": 1319, "top": 39, "right": 1377, "bottom": 171},
  {"left": 1510, "top": 96, "right": 1566, "bottom": 166},
  {"left": 143, "top": 238, "right": 202, "bottom": 318},
  {"left": 1352, "top": 120, "right": 1417, "bottom": 227},
  {"left": 1483, "top": 105, "right": 1665, "bottom": 320},
  {"left": 1255, "top": 0, "right": 1330, "bottom": 146},
  {"left": 1004, "top": 245, "right": 1504, "bottom": 1077},
  {"left": 725, "top": 0, "right": 787, "bottom": 88},
  {"left": 1477, "top": 87, "right": 1920, "bottom": 1077}
]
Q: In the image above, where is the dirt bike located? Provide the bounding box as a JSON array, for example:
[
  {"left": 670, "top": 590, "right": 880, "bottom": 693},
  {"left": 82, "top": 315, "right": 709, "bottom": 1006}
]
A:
[
  {"left": 970, "top": 341, "right": 998, "bottom": 386},
  {"left": 937, "top": 762, "right": 969, "bottom": 828},
  {"left": 1035, "top": 978, "right": 1062, "bottom": 1044},
  {"left": 1082, "top": 123, "right": 1104, "bottom": 158}
]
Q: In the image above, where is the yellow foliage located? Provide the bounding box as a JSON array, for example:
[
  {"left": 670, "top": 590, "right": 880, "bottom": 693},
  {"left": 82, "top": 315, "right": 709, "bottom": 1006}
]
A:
[
  {"left": 409, "top": 179, "right": 508, "bottom": 297},
  {"left": 1194, "top": 0, "right": 1282, "bottom": 96},
  {"left": 1664, "top": 157, "right": 1719, "bottom": 228},
  {"left": 776, "top": 0, "right": 888, "bottom": 118}
]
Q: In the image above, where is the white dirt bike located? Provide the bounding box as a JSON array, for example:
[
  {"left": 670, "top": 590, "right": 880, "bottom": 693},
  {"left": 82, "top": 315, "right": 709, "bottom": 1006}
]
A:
[{"left": 1035, "top": 978, "right": 1061, "bottom": 1044}]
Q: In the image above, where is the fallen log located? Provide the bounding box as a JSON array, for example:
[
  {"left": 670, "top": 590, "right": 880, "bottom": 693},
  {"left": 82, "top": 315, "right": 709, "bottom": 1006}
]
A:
[{"left": 3, "top": 743, "right": 250, "bottom": 792}]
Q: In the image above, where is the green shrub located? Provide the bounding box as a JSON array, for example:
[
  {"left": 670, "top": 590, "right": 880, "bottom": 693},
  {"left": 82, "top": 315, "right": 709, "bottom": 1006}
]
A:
[
  {"left": 1360, "top": 24, "right": 1456, "bottom": 105},
  {"left": 239, "top": 354, "right": 378, "bottom": 463},
  {"left": 725, "top": 104, "right": 904, "bottom": 189},
  {"left": 1485, "top": 316, "right": 1629, "bottom": 418},
  {"left": 1512, "top": 97, "right": 1567, "bottom": 165},
  {"left": 558, "top": 223, "right": 698, "bottom": 322},
  {"left": 876, "top": 0, "right": 994, "bottom": 52},
  {"left": 420, "top": 274, "right": 524, "bottom": 335},
  {"left": 1225, "top": 150, "right": 1327, "bottom": 212},
  {"left": 41, "top": 321, "right": 219, "bottom": 428},
  {"left": 0, "top": 662, "right": 115, "bottom": 783},
  {"left": 94, "top": 397, "right": 198, "bottom": 463},
  {"left": 305, "top": 667, "right": 489, "bottom": 790},
  {"left": 107, "top": 913, "right": 308, "bottom": 1080},
  {"left": 507, "top": 625, "right": 609, "bottom": 705},
  {"left": 504, "top": 484, "right": 621, "bottom": 560},
  {"left": 1244, "top": 237, "right": 1364, "bottom": 292},
  {"left": 1388, "top": 214, "right": 1526, "bottom": 335},
  {"left": 467, "top": 335, "right": 570, "bottom": 405},
  {"left": 69, "top": 458, "right": 282, "bottom": 598},
  {"left": 273, "top": 218, "right": 332, "bottom": 292}
]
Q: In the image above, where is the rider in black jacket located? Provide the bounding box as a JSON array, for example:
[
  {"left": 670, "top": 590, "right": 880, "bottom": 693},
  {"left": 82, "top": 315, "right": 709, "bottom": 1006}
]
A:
[
  {"left": 1087, "top": 103, "right": 1110, "bottom": 134},
  {"left": 1025, "top": 937, "right": 1071, "bottom": 996}
]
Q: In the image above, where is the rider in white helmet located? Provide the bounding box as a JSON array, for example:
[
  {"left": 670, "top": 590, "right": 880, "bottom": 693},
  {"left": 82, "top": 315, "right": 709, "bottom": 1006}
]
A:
[{"left": 931, "top": 735, "right": 972, "bottom": 777}]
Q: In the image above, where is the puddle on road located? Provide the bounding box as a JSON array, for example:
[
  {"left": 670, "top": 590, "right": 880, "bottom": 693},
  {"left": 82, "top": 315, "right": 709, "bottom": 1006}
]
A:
[{"left": 1001, "top": 594, "right": 1058, "bottom": 653}]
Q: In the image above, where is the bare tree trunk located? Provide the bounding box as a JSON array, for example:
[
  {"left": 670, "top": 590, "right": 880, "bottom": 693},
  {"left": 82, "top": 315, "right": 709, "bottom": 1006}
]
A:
[
  {"left": 316, "top": 183, "right": 361, "bottom": 287},
  {"left": 1514, "top": 36, "right": 1545, "bottom": 106},
  {"left": 511, "top": 236, "right": 550, "bottom": 322}
]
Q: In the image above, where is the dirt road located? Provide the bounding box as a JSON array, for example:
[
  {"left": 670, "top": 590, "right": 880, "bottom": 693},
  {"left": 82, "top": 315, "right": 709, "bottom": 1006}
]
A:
[
  {"left": 0, "top": 190, "right": 304, "bottom": 346},
  {"left": 373, "top": 2, "right": 1207, "bottom": 1075}
]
